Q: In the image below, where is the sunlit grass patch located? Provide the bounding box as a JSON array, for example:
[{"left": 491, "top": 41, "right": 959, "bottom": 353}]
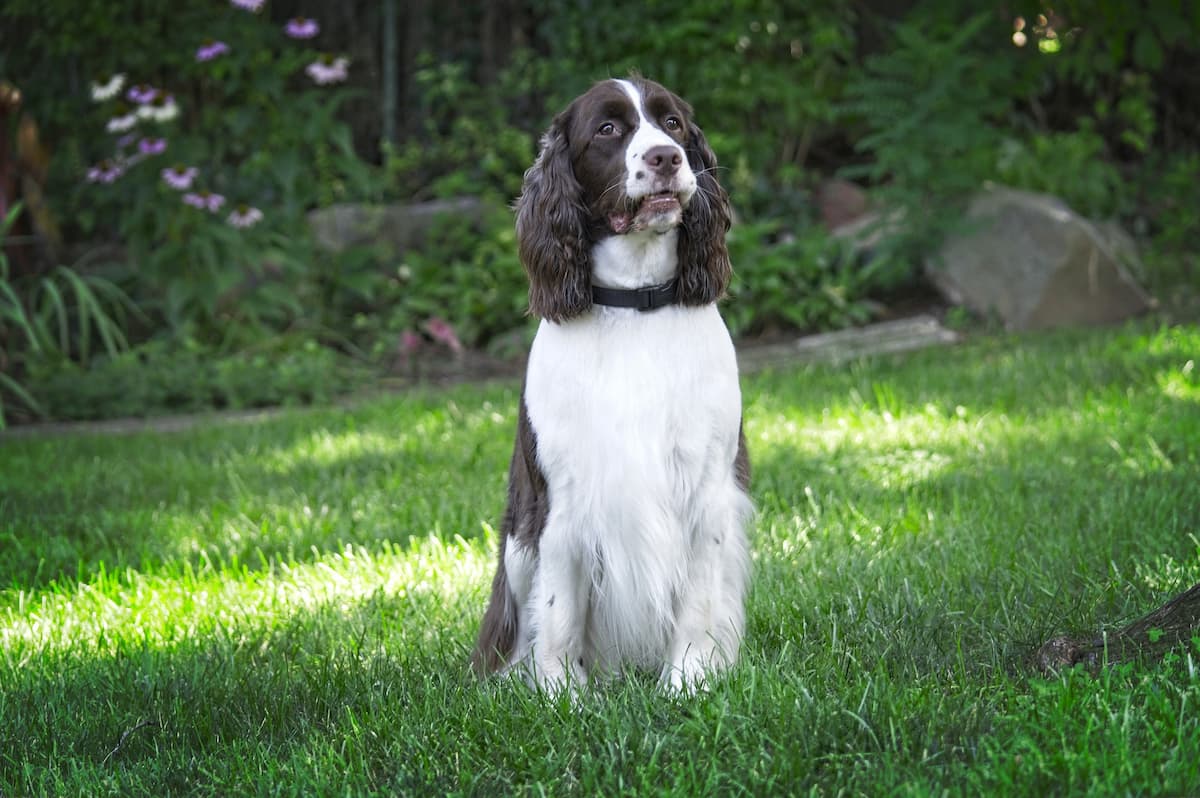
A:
[{"left": 0, "top": 533, "right": 491, "bottom": 659}]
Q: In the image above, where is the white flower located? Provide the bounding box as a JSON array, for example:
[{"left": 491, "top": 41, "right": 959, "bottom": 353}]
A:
[
  {"left": 305, "top": 57, "right": 350, "bottom": 85},
  {"left": 90, "top": 74, "right": 127, "bottom": 102},
  {"left": 106, "top": 113, "right": 138, "bottom": 133},
  {"left": 227, "top": 206, "right": 264, "bottom": 228},
  {"left": 141, "top": 96, "right": 179, "bottom": 123}
]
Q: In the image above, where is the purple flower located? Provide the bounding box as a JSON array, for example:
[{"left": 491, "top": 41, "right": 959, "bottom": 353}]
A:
[
  {"left": 139, "top": 137, "right": 167, "bottom": 156},
  {"left": 196, "top": 40, "right": 230, "bottom": 62},
  {"left": 183, "top": 191, "right": 226, "bottom": 212},
  {"left": 162, "top": 165, "right": 198, "bottom": 190},
  {"left": 227, "top": 205, "right": 264, "bottom": 228},
  {"left": 305, "top": 55, "right": 349, "bottom": 85},
  {"left": 284, "top": 17, "right": 319, "bottom": 39},
  {"left": 86, "top": 159, "right": 125, "bottom": 184},
  {"left": 127, "top": 84, "right": 157, "bottom": 104},
  {"left": 230, "top": 0, "right": 265, "bottom": 11},
  {"left": 424, "top": 317, "right": 463, "bottom": 354}
]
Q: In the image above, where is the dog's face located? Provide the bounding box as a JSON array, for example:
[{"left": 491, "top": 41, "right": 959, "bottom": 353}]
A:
[
  {"left": 561, "top": 79, "right": 699, "bottom": 235},
  {"left": 516, "top": 77, "right": 732, "bottom": 322}
]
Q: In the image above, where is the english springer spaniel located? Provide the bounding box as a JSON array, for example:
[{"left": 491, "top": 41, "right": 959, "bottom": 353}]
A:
[{"left": 472, "top": 77, "right": 751, "bottom": 693}]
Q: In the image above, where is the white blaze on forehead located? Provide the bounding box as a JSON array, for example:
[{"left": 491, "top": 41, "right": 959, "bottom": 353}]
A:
[{"left": 613, "top": 79, "right": 694, "bottom": 202}]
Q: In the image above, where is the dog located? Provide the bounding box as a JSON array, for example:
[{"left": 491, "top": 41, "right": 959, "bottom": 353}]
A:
[{"left": 472, "top": 76, "right": 751, "bottom": 692}]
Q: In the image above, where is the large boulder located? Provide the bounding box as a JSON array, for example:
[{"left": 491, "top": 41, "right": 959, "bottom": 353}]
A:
[
  {"left": 307, "top": 197, "right": 488, "bottom": 253},
  {"left": 926, "top": 186, "right": 1153, "bottom": 330}
]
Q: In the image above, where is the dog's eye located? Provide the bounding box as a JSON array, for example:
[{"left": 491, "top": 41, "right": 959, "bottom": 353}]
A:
[
  {"left": 597, "top": 122, "right": 618, "bottom": 137},
  {"left": 664, "top": 116, "right": 682, "bottom": 131}
]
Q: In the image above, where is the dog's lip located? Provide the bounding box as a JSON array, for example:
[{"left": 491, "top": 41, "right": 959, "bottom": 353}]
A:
[{"left": 608, "top": 191, "right": 683, "bottom": 234}]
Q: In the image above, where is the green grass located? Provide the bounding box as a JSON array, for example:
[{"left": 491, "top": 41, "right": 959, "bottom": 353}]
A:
[{"left": 2, "top": 321, "right": 1199, "bottom": 796}]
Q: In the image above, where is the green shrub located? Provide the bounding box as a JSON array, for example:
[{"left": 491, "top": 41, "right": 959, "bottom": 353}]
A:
[
  {"left": 994, "top": 125, "right": 1124, "bottom": 219},
  {"left": 315, "top": 204, "right": 530, "bottom": 362},
  {"left": 23, "top": 337, "right": 357, "bottom": 422},
  {"left": 725, "top": 221, "right": 875, "bottom": 336},
  {"left": 1136, "top": 153, "right": 1200, "bottom": 312}
]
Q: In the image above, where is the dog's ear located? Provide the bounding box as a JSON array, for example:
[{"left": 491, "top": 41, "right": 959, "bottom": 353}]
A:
[
  {"left": 677, "top": 120, "right": 732, "bottom": 306},
  {"left": 515, "top": 114, "right": 593, "bottom": 323}
]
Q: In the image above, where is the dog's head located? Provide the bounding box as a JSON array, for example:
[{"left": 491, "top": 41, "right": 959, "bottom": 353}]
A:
[{"left": 516, "top": 77, "right": 732, "bottom": 322}]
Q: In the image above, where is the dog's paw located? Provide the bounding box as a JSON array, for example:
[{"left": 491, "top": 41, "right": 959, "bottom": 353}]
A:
[
  {"left": 660, "top": 658, "right": 713, "bottom": 695},
  {"left": 532, "top": 654, "right": 588, "bottom": 698}
]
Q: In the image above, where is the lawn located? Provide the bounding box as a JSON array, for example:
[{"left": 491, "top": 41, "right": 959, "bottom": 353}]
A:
[{"left": 2, "top": 321, "right": 1199, "bottom": 796}]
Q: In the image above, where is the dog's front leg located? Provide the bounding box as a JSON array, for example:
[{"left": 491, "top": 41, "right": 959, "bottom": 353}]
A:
[
  {"left": 529, "top": 527, "right": 589, "bottom": 693},
  {"left": 663, "top": 490, "right": 751, "bottom": 692}
]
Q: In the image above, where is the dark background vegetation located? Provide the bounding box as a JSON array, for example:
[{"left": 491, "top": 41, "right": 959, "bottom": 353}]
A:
[{"left": 0, "top": 0, "right": 1197, "bottom": 425}]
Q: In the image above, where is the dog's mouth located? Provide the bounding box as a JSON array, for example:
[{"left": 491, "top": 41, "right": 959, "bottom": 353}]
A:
[{"left": 608, "top": 191, "right": 683, "bottom": 235}]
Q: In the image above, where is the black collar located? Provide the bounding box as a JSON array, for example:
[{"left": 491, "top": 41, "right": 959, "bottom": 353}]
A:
[{"left": 591, "top": 278, "right": 679, "bottom": 312}]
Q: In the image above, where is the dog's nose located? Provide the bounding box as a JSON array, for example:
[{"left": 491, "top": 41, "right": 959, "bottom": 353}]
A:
[{"left": 643, "top": 145, "right": 682, "bottom": 176}]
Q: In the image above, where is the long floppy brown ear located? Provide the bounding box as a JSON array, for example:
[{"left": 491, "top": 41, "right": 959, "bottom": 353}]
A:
[
  {"left": 677, "top": 121, "right": 733, "bottom": 306},
  {"left": 515, "top": 118, "right": 593, "bottom": 322}
]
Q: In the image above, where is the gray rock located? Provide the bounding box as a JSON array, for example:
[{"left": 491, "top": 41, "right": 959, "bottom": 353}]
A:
[
  {"left": 926, "top": 186, "right": 1153, "bottom": 330},
  {"left": 815, "top": 178, "right": 869, "bottom": 231},
  {"left": 307, "top": 197, "right": 488, "bottom": 253}
]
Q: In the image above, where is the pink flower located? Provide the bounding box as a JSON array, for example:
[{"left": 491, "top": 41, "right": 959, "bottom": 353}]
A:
[
  {"left": 162, "top": 165, "right": 198, "bottom": 190},
  {"left": 305, "top": 56, "right": 349, "bottom": 85},
  {"left": 398, "top": 330, "right": 423, "bottom": 359},
  {"left": 284, "top": 17, "right": 319, "bottom": 39},
  {"left": 230, "top": 0, "right": 264, "bottom": 11},
  {"left": 196, "top": 40, "right": 230, "bottom": 62},
  {"left": 424, "top": 317, "right": 463, "bottom": 354},
  {"left": 139, "top": 137, "right": 167, "bottom": 156},
  {"left": 227, "top": 205, "right": 264, "bottom": 228},
  {"left": 87, "top": 160, "right": 125, "bottom": 184}
]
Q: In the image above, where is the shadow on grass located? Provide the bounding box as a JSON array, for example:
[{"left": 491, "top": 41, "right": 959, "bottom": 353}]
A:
[{"left": 0, "top": 586, "right": 478, "bottom": 792}]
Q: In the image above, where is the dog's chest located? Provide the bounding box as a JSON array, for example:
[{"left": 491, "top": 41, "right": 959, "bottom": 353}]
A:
[{"left": 524, "top": 304, "right": 741, "bottom": 525}]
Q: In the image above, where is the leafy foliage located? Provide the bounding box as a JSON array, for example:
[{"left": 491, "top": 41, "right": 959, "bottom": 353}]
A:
[
  {"left": 725, "top": 222, "right": 874, "bottom": 336},
  {"left": 0, "top": 205, "right": 135, "bottom": 426},
  {"left": 2, "top": 1, "right": 1199, "bottom": 423},
  {"left": 23, "top": 336, "right": 358, "bottom": 422},
  {"left": 840, "top": 14, "right": 1013, "bottom": 259},
  {"left": 994, "top": 125, "right": 1124, "bottom": 219}
]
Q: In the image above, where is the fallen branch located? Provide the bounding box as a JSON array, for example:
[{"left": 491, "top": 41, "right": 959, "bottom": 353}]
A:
[{"left": 1036, "top": 582, "right": 1200, "bottom": 674}]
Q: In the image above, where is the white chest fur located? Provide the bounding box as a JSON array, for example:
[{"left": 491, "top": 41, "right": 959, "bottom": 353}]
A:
[{"left": 522, "top": 297, "right": 745, "bottom": 672}]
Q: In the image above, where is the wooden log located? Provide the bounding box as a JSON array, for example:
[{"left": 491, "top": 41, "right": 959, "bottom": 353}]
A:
[{"left": 736, "top": 314, "right": 960, "bottom": 373}]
